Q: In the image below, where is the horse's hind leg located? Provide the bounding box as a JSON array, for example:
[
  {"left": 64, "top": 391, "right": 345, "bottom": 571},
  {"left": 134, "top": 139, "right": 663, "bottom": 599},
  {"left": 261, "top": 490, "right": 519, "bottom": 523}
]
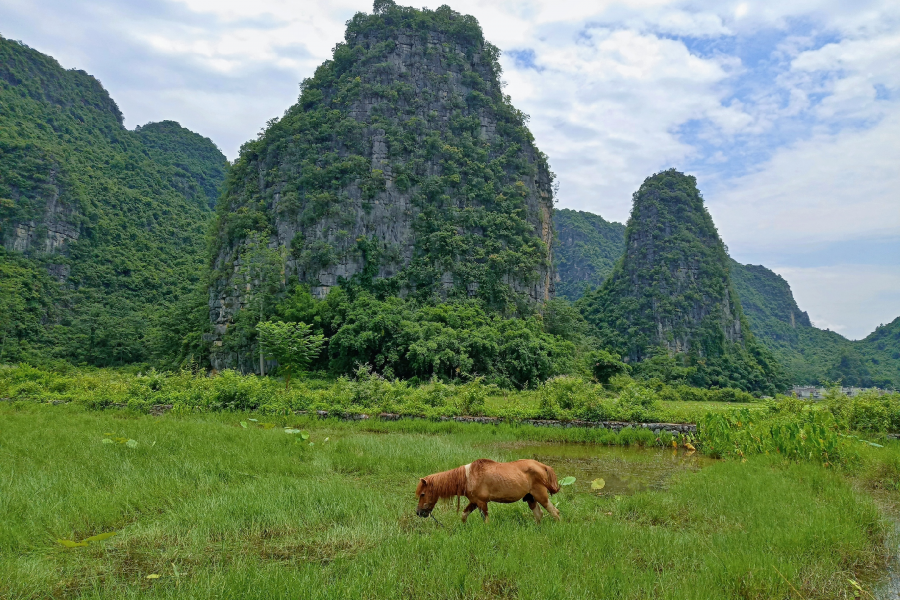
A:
[
  {"left": 461, "top": 502, "right": 477, "bottom": 523},
  {"left": 527, "top": 498, "right": 542, "bottom": 523},
  {"left": 532, "top": 485, "right": 561, "bottom": 521}
]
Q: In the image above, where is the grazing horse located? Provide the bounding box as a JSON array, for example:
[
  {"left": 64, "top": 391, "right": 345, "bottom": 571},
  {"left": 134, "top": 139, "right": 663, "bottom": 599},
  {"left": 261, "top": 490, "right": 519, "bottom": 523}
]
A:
[{"left": 415, "top": 459, "right": 561, "bottom": 523}]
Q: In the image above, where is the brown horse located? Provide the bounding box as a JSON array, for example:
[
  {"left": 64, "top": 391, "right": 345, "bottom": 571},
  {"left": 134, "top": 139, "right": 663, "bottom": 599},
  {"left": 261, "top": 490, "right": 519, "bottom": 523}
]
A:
[{"left": 415, "top": 459, "right": 561, "bottom": 523}]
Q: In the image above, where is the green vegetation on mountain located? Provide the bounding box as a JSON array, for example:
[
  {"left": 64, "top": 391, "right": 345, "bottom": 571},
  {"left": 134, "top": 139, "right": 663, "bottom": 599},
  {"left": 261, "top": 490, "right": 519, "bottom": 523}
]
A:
[
  {"left": 579, "top": 170, "right": 786, "bottom": 394},
  {"left": 553, "top": 210, "right": 900, "bottom": 388},
  {"left": 552, "top": 208, "right": 625, "bottom": 301},
  {"left": 135, "top": 120, "right": 226, "bottom": 208},
  {"left": 0, "top": 35, "right": 226, "bottom": 367},
  {"left": 208, "top": 0, "right": 556, "bottom": 373},
  {"left": 729, "top": 260, "right": 899, "bottom": 388}
]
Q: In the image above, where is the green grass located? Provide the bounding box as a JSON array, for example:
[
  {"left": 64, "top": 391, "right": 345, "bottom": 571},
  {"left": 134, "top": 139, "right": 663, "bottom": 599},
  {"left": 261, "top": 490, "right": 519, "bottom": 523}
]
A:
[
  {"left": 0, "top": 364, "right": 756, "bottom": 426},
  {"left": 1, "top": 403, "right": 893, "bottom": 599}
]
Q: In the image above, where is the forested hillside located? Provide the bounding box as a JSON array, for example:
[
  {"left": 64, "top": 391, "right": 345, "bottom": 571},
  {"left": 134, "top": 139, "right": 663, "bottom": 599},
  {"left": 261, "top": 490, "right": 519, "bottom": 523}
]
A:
[
  {"left": 554, "top": 205, "right": 899, "bottom": 388},
  {"left": 0, "top": 35, "right": 226, "bottom": 366},
  {"left": 552, "top": 208, "right": 625, "bottom": 301},
  {"left": 578, "top": 170, "right": 786, "bottom": 394},
  {"left": 730, "top": 261, "right": 900, "bottom": 387},
  {"left": 208, "top": 0, "right": 557, "bottom": 373}
]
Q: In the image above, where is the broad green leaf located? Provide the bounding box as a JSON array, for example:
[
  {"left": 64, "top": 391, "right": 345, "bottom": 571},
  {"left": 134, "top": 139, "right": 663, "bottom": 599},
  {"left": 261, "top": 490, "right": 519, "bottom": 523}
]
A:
[
  {"left": 146, "top": 573, "right": 160, "bottom": 580},
  {"left": 240, "top": 421, "right": 248, "bottom": 429},
  {"left": 559, "top": 476, "right": 576, "bottom": 486},
  {"left": 591, "top": 478, "right": 606, "bottom": 490},
  {"left": 83, "top": 531, "right": 117, "bottom": 543},
  {"left": 867, "top": 441, "right": 884, "bottom": 448},
  {"left": 308, "top": 442, "right": 314, "bottom": 446},
  {"left": 125, "top": 439, "right": 138, "bottom": 448},
  {"left": 57, "top": 539, "right": 88, "bottom": 548},
  {"left": 101, "top": 438, "right": 114, "bottom": 445},
  {"left": 248, "top": 418, "right": 259, "bottom": 422},
  {"left": 284, "top": 428, "right": 301, "bottom": 434},
  {"left": 300, "top": 431, "right": 310, "bottom": 440},
  {"left": 261, "top": 423, "right": 276, "bottom": 429}
]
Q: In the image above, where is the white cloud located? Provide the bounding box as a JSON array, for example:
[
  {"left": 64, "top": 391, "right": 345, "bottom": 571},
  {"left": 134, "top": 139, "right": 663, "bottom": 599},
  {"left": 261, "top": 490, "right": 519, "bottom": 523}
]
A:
[
  {"left": 709, "top": 109, "right": 900, "bottom": 250},
  {"left": 504, "top": 26, "right": 743, "bottom": 222}
]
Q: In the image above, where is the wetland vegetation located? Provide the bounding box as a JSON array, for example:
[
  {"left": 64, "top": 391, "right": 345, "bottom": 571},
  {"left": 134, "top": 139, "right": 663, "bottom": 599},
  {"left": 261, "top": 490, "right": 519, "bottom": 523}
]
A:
[
  {"left": 3, "top": 401, "right": 899, "bottom": 599},
  {"left": 5, "top": 365, "right": 900, "bottom": 598}
]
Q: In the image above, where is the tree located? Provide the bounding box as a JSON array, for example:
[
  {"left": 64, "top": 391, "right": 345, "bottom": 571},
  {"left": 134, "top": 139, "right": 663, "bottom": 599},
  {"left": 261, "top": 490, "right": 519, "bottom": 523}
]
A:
[
  {"left": 255, "top": 321, "right": 325, "bottom": 389},
  {"left": 238, "top": 233, "right": 287, "bottom": 375},
  {"left": 590, "top": 349, "right": 629, "bottom": 384}
]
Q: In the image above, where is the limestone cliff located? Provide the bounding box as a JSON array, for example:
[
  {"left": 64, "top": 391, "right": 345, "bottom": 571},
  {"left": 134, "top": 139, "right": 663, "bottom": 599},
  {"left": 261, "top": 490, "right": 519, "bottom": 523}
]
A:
[{"left": 209, "top": 2, "right": 556, "bottom": 366}]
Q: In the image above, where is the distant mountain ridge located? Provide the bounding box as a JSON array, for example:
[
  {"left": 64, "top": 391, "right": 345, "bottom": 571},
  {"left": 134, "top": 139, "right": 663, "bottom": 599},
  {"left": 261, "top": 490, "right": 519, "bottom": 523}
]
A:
[
  {"left": 552, "top": 208, "right": 625, "bottom": 301},
  {"left": 0, "top": 36, "right": 227, "bottom": 365},
  {"left": 553, "top": 190, "right": 900, "bottom": 388}
]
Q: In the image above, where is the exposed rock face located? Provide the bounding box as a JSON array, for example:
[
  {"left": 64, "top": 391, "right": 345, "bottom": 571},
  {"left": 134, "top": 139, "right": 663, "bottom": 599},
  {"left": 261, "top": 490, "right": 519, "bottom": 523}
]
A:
[
  {"left": 581, "top": 169, "right": 748, "bottom": 362},
  {"left": 209, "top": 2, "right": 556, "bottom": 368},
  {"left": 2, "top": 171, "right": 80, "bottom": 256}
]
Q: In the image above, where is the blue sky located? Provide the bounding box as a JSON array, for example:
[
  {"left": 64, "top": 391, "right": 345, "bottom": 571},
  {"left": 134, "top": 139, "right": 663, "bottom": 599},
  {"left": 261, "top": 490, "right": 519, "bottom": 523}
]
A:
[{"left": 1, "top": 0, "right": 897, "bottom": 339}]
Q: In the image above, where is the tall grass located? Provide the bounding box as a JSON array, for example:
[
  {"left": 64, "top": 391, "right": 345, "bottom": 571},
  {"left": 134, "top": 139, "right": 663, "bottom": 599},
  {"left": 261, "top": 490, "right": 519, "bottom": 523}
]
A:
[{"left": 0, "top": 402, "right": 891, "bottom": 599}]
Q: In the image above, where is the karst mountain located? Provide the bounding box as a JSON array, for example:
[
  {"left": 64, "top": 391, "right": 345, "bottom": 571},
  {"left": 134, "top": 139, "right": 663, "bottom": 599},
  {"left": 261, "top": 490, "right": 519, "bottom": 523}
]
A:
[
  {"left": 577, "top": 169, "right": 786, "bottom": 393},
  {"left": 0, "top": 2, "right": 897, "bottom": 389},
  {"left": 0, "top": 35, "right": 227, "bottom": 365},
  {"left": 208, "top": 1, "right": 555, "bottom": 370}
]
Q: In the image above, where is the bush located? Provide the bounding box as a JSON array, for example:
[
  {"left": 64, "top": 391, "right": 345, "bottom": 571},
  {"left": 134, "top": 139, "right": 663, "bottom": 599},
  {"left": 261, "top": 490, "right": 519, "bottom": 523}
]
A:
[
  {"left": 824, "top": 388, "right": 900, "bottom": 433},
  {"left": 456, "top": 378, "right": 488, "bottom": 416},
  {"left": 611, "top": 382, "right": 659, "bottom": 422},
  {"left": 699, "top": 403, "right": 859, "bottom": 466}
]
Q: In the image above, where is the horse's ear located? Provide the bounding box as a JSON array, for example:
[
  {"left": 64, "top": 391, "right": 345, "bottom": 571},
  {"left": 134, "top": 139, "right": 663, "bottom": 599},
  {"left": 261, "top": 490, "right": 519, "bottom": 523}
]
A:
[{"left": 420, "top": 478, "right": 427, "bottom": 486}]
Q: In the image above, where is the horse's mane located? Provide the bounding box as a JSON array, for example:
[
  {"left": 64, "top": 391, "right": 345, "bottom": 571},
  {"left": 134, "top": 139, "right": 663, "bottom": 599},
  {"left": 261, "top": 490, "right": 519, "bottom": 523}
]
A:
[
  {"left": 425, "top": 459, "right": 496, "bottom": 500},
  {"left": 425, "top": 465, "right": 467, "bottom": 499}
]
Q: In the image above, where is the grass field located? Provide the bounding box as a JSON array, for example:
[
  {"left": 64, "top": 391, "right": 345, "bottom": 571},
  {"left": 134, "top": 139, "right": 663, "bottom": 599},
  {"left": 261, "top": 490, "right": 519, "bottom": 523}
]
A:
[{"left": 2, "top": 402, "right": 895, "bottom": 599}]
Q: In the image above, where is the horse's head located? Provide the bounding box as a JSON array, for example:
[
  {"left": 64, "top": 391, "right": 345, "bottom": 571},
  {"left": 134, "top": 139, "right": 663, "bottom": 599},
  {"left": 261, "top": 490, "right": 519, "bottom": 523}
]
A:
[{"left": 415, "top": 478, "right": 437, "bottom": 517}]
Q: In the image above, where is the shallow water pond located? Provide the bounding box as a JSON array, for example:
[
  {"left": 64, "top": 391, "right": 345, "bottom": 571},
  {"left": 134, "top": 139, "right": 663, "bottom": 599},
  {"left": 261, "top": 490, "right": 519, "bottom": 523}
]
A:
[{"left": 494, "top": 441, "right": 716, "bottom": 496}]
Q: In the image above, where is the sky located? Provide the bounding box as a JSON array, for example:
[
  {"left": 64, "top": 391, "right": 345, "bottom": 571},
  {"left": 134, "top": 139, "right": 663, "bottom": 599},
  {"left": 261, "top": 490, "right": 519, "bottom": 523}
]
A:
[{"left": 1, "top": 0, "right": 898, "bottom": 339}]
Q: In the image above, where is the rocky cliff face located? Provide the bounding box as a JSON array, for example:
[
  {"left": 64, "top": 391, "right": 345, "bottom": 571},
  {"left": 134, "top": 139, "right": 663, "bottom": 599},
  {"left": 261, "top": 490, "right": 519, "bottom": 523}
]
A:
[
  {"left": 2, "top": 167, "right": 80, "bottom": 261},
  {"left": 209, "top": 2, "right": 556, "bottom": 368}
]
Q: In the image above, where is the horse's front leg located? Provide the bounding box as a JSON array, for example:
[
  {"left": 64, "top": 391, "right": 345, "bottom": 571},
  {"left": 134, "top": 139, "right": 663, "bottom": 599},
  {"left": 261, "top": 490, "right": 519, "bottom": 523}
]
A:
[
  {"left": 532, "top": 486, "right": 560, "bottom": 521},
  {"left": 461, "top": 502, "right": 477, "bottom": 523},
  {"left": 476, "top": 500, "right": 489, "bottom": 523}
]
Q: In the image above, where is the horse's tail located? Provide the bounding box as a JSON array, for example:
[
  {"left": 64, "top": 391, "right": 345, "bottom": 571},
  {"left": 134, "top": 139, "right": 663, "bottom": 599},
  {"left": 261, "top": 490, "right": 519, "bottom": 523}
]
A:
[{"left": 545, "top": 466, "right": 560, "bottom": 495}]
